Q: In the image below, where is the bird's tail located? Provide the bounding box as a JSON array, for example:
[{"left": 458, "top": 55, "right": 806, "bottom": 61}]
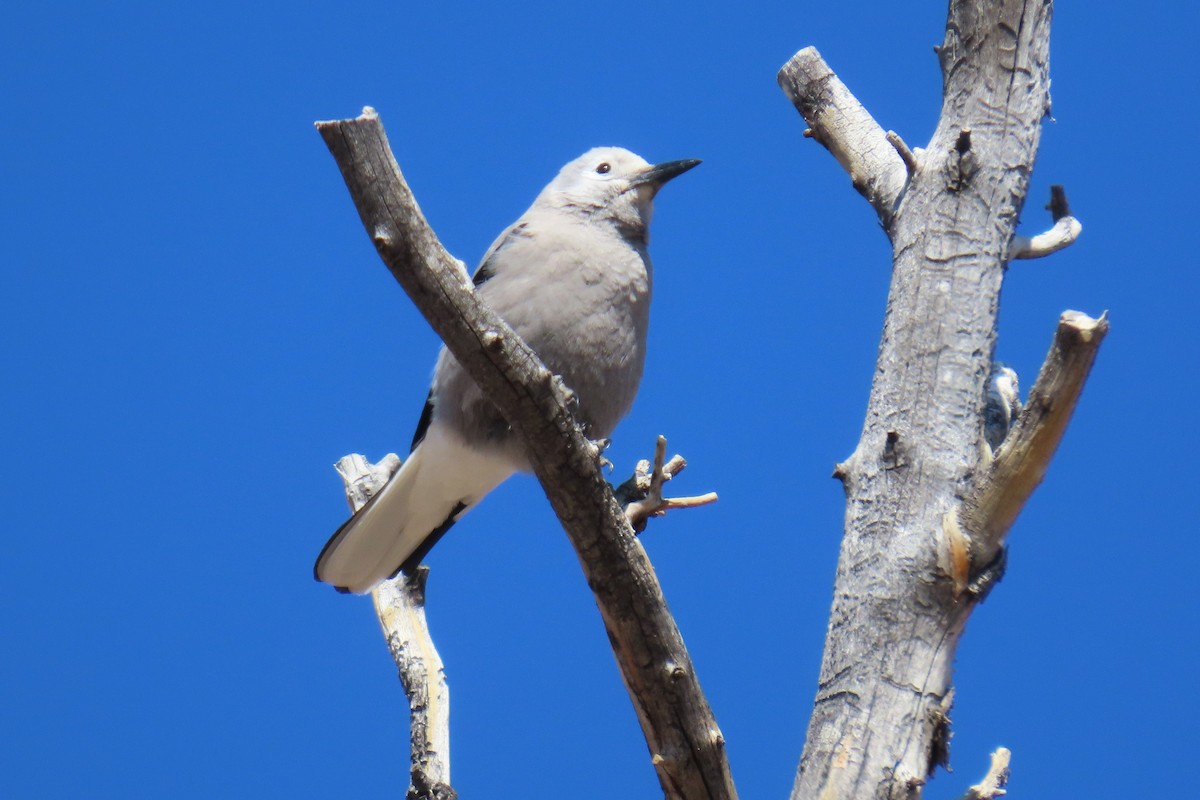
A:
[{"left": 314, "top": 422, "right": 515, "bottom": 594}]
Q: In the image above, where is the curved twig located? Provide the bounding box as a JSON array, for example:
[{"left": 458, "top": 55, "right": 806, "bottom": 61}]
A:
[
  {"left": 961, "top": 748, "right": 1011, "bottom": 800},
  {"left": 1012, "top": 185, "right": 1082, "bottom": 259}
]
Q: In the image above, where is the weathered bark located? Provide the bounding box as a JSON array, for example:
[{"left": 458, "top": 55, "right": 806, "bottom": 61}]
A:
[
  {"left": 959, "top": 310, "right": 1108, "bottom": 568},
  {"left": 777, "top": 50, "right": 906, "bottom": 223},
  {"left": 779, "top": 2, "right": 1101, "bottom": 798},
  {"left": 317, "top": 111, "right": 736, "bottom": 800},
  {"left": 335, "top": 454, "right": 456, "bottom": 800}
]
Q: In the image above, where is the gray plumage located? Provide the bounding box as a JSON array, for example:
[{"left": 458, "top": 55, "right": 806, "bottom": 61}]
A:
[
  {"left": 316, "top": 147, "right": 699, "bottom": 593},
  {"left": 984, "top": 362, "right": 1021, "bottom": 455}
]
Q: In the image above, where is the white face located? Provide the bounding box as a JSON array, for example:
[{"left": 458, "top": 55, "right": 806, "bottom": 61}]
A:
[
  {"left": 552, "top": 147, "right": 652, "bottom": 195},
  {"left": 537, "top": 147, "right": 658, "bottom": 228}
]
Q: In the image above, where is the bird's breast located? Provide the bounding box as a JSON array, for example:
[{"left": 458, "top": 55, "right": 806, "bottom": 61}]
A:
[{"left": 432, "top": 223, "right": 653, "bottom": 457}]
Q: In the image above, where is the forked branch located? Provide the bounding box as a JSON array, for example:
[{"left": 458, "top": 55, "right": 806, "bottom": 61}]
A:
[{"left": 616, "top": 435, "right": 719, "bottom": 532}]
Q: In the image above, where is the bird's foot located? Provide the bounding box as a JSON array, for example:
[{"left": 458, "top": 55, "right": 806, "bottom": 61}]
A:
[{"left": 552, "top": 374, "right": 581, "bottom": 417}]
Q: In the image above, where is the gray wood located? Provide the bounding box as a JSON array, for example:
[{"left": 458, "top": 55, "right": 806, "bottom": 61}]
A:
[
  {"left": 777, "top": 2, "right": 1102, "bottom": 798},
  {"left": 317, "top": 110, "right": 735, "bottom": 800},
  {"left": 960, "top": 311, "right": 1108, "bottom": 568},
  {"left": 335, "top": 454, "right": 456, "bottom": 800}
]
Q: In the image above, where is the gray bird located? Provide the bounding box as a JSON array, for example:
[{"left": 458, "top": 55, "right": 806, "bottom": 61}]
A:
[
  {"left": 315, "top": 147, "right": 700, "bottom": 593},
  {"left": 984, "top": 362, "right": 1021, "bottom": 456}
]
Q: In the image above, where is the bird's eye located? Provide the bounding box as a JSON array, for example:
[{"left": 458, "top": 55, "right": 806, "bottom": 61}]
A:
[{"left": 595, "top": 162, "right": 611, "bottom": 174}]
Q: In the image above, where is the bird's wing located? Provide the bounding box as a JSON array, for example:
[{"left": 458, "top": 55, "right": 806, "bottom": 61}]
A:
[
  {"left": 406, "top": 220, "right": 533, "bottom": 454},
  {"left": 471, "top": 221, "right": 530, "bottom": 287},
  {"left": 410, "top": 389, "right": 435, "bottom": 453}
]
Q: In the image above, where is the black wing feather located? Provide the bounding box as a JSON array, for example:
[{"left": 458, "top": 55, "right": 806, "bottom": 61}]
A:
[
  {"left": 471, "top": 222, "right": 529, "bottom": 287},
  {"left": 392, "top": 502, "right": 467, "bottom": 578},
  {"left": 410, "top": 390, "right": 435, "bottom": 453}
]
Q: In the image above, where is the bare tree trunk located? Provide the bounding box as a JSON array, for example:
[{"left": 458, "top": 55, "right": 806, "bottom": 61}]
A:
[
  {"left": 315, "top": 1, "right": 1107, "bottom": 797},
  {"left": 779, "top": 1, "right": 1103, "bottom": 798}
]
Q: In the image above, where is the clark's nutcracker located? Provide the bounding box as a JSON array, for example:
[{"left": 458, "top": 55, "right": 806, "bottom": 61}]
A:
[{"left": 315, "top": 147, "right": 700, "bottom": 593}]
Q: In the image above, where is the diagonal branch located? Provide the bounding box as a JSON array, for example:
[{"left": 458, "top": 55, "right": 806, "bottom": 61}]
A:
[
  {"left": 959, "top": 311, "right": 1109, "bottom": 570},
  {"left": 317, "top": 108, "right": 735, "bottom": 800},
  {"left": 778, "top": 46, "right": 908, "bottom": 223},
  {"left": 336, "top": 454, "right": 455, "bottom": 800}
]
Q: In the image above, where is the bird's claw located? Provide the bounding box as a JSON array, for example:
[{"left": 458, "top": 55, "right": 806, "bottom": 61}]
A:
[
  {"left": 552, "top": 374, "right": 581, "bottom": 415},
  {"left": 589, "top": 438, "right": 614, "bottom": 471}
]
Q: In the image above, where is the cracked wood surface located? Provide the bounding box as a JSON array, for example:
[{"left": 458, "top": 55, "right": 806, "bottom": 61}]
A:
[{"left": 786, "top": 2, "right": 1057, "bottom": 798}]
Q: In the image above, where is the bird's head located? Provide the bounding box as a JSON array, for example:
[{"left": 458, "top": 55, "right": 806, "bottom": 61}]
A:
[{"left": 537, "top": 147, "right": 700, "bottom": 235}]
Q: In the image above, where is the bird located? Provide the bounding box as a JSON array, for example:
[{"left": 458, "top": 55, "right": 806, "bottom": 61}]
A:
[
  {"left": 984, "top": 362, "right": 1021, "bottom": 456},
  {"left": 315, "top": 147, "right": 700, "bottom": 594}
]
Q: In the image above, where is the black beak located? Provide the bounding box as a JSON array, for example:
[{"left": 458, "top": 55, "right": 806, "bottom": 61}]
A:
[{"left": 635, "top": 158, "right": 702, "bottom": 186}]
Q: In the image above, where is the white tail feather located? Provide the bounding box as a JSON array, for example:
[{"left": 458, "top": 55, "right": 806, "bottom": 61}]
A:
[{"left": 316, "top": 422, "right": 517, "bottom": 594}]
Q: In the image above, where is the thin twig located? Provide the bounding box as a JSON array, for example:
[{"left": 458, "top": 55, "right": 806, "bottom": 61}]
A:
[
  {"left": 1011, "top": 185, "right": 1082, "bottom": 259},
  {"left": 1046, "top": 184, "right": 1071, "bottom": 220},
  {"left": 886, "top": 130, "right": 920, "bottom": 175},
  {"left": 335, "top": 454, "right": 455, "bottom": 800},
  {"left": 617, "top": 435, "right": 720, "bottom": 532}
]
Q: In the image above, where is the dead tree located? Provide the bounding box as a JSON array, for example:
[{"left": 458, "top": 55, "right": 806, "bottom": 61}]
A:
[
  {"left": 315, "top": 0, "right": 1103, "bottom": 798},
  {"left": 317, "top": 114, "right": 734, "bottom": 800},
  {"left": 777, "top": 0, "right": 1101, "bottom": 798}
]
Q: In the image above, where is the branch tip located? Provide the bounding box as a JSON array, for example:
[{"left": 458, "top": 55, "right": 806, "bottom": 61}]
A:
[
  {"left": 1011, "top": 185, "right": 1081, "bottom": 260},
  {"left": 961, "top": 748, "right": 1011, "bottom": 800},
  {"left": 959, "top": 310, "right": 1108, "bottom": 567},
  {"left": 619, "top": 436, "right": 718, "bottom": 531},
  {"left": 886, "top": 130, "right": 920, "bottom": 175},
  {"left": 1046, "top": 184, "right": 1071, "bottom": 220},
  {"left": 777, "top": 45, "right": 907, "bottom": 220},
  {"left": 315, "top": 106, "right": 380, "bottom": 133}
]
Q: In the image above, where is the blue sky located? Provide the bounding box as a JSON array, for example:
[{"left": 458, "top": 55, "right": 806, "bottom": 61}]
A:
[{"left": 4, "top": 1, "right": 1197, "bottom": 797}]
